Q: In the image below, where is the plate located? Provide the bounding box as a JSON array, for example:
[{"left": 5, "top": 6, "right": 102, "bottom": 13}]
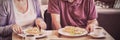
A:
[
  {"left": 18, "top": 29, "right": 46, "bottom": 38},
  {"left": 58, "top": 28, "right": 88, "bottom": 37},
  {"left": 88, "top": 32, "right": 106, "bottom": 38}
]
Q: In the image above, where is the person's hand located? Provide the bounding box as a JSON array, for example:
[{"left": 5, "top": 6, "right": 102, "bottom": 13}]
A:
[
  {"left": 86, "top": 19, "right": 98, "bottom": 32},
  {"left": 12, "top": 24, "right": 22, "bottom": 34},
  {"left": 86, "top": 24, "right": 94, "bottom": 32},
  {"left": 35, "top": 18, "right": 47, "bottom": 29}
]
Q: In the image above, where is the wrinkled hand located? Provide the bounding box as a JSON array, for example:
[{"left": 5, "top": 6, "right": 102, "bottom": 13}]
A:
[
  {"left": 86, "top": 24, "right": 94, "bottom": 32},
  {"left": 12, "top": 24, "right": 22, "bottom": 34},
  {"left": 86, "top": 19, "right": 98, "bottom": 32},
  {"left": 35, "top": 18, "right": 47, "bottom": 29}
]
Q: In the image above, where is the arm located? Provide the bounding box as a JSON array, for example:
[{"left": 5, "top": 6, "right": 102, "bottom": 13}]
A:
[
  {"left": 51, "top": 13, "right": 61, "bottom": 30},
  {"left": 0, "top": 24, "right": 22, "bottom": 36},
  {"left": 86, "top": 19, "right": 98, "bottom": 32},
  {"left": 0, "top": 0, "right": 22, "bottom": 36},
  {"left": 33, "top": 0, "right": 46, "bottom": 29},
  {"left": 0, "top": 0, "right": 13, "bottom": 36},
  {"left": 48, "top": 0, "right": 61, "bottom": 30},
  {"left": 87, "top": 19, "right": 98, "bottom": 26},
  {"left": 86, "top": 0, "right": 98, "bottom": 32},
  {"left": 0, "top": 25, "right": 13, "bottom": 37}
]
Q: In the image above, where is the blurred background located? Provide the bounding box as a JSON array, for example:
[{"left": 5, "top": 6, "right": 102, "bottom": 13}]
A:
[{"left": 39, "top": 0, "right": 120, "bottom": 40}]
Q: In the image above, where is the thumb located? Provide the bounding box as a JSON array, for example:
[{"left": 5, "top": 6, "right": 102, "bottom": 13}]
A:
[{"left": 86, "top": 26, "right": 90, "bottom": 32}]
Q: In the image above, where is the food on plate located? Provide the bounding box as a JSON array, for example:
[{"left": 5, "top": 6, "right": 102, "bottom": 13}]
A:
[
  {"left": 63, "top": 26, "right": 85, "bottom": 35},
  {"left": 25, "top": 27, "right": 41, "bottom": 35}
]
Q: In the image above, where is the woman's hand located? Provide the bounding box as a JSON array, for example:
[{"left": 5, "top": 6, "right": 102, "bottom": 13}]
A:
[
  {"left": 12, "top": 24, "right": 22, "bottom": 34},
  {"left": 35, "top": 18, "right": 47, "bottom": 29}
]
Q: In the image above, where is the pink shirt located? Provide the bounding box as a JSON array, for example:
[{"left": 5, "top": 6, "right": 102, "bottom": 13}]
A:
[{"left": 48, "top": 0, "right": 97, "bottom": 27}]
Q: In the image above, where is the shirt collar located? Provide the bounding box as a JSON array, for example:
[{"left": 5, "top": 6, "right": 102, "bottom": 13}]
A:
[
  {"left": 63, "top": 0, "right": 82, "bottom": 6},
  {"left": 63, "top": 0, "right": 68, "bottom": 1}
]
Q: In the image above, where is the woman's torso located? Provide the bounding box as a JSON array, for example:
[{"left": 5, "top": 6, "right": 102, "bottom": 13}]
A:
[{"left": 13, "top": 0, "right": 37, "bottom": 29}]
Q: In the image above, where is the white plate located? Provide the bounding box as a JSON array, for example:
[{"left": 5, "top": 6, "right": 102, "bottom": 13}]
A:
[
  {"left": 18, "top": 30, "right": 46, "bottom": 38},
  {"left": 58, "top": 28, "right": 88, "bottom": 37},
  {"left": 88, "top": 32, "right": 105, "bottom": 38}
]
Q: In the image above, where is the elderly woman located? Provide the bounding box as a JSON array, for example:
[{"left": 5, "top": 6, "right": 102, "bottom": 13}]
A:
[
  {"left": 0, "top": 0, "right": 46, "bottom": 40},
  {"left": 48, "top": 0, "right": 98, "bottom": 31}
]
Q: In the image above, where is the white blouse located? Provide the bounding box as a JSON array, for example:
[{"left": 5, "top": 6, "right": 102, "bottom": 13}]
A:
[{"left": 13, "top": 0, "right": 37, "bottom": 29}]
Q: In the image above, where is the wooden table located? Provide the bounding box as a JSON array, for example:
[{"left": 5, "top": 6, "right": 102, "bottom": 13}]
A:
[{"left": 12, "top": 28, "right": 115, "bottom": 40}]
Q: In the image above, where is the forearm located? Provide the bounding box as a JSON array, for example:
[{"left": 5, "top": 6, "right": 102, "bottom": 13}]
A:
[
  {"left": 0, "top": 25, "right": 13, "bottom": 37},
  {"left": 87, "top": 19, "right": 98, "bottom": 26},
  {"left": 51, "top": 13, "right": 61, "bottom": 30}
]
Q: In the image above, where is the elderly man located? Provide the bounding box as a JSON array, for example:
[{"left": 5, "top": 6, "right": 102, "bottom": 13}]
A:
[{"left": 48, "top": 0, "right": 98, "bottom": 31}]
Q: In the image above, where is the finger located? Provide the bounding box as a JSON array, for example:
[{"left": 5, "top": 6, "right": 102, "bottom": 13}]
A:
[
  {"left": 20, "top": 26, "right": 22, "bottom": 33},
  {"left": 43, "top": 23, "right": 47, "bottom": 29},
  {"left": 41, "top": 23, "right": 46, "bottom": 29},
  {"left": 13, "top": 25, "right": 18, "bottom": 33},
  {"left": 35, "top": 20, "right": 39, "bottom": 26},
  {"left": 13, "top": 24, "right": 20, "bottom": 34},
  {"left": 90, "top": 27, "right": 94, "bottom": 32},
  {"left": 18, "top": 26, "right": 22, "bottom": 34},
  {"left": 36, "top": 22, "right": 41, "bottom": 28},
  {"left": 13, "top": 27, "right": 17, "bottom": 33},
  {"left": 36, "top": 22, "right": 38, "bottom": 26},
  {"left": 15, "top": 25, "right": 21, "bottom": 34},
  {"left": 36, "top": 24, "right": 41, "bottom": 29},
  {"left": 86, "top": 26, "right": 89, "bottom": 31},
  {"left": 17, "top": 25, "right": 22, "bottom": 34},
  {"left": 89, "top": 27, "right": 93, "bottom": 32},
  {"left": 89, "top": 28, "right": 92, "bottom": 32},
  {"left": 15, "top": 26, "right": 19, "bottom": 34},
  {"left": 14, "top": 27, "right": 18, "bottom": 34}
]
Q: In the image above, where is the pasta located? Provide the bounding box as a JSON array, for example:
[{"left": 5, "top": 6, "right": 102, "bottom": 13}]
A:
[
  {"left": 63, "top": 26, "right": 84, "bottom": 35},
  {"left": 26, "top": 27, "right": 41, "bottom": 35}
]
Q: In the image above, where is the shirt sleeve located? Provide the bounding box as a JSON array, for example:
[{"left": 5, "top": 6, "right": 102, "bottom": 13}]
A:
[
  {"left": 0, "top": 0, "right": 13, "bottom": 37},
  {"left": 88, "top": 0, "right": 98, "bottom": 20},
  {"left": 0, "top": 25, "right": 13, "bottom": 37},
  {"left": 32, "top": 0, "right": 42, "bottom": 18},
  {"left": 48, "top": 0, "right": 60, "bottom": 14}
]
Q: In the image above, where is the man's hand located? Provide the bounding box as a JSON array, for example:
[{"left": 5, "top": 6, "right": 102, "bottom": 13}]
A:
[
  {"left": 86, "top": 19, "right": 98, "bottom": 32},
  {"left": 86, "top": 24, "right": 94, "bottom": 32},
  {"left": 12, "top": 24, "right": 22, "bottom": 34},
  {"left": 35, "top": 18, "right": 47, "bottom": 29}
]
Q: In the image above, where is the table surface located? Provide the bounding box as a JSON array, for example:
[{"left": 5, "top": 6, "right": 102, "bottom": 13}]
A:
[{"left": 12, "top": 28, "right": 115, "bottom": 40}]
